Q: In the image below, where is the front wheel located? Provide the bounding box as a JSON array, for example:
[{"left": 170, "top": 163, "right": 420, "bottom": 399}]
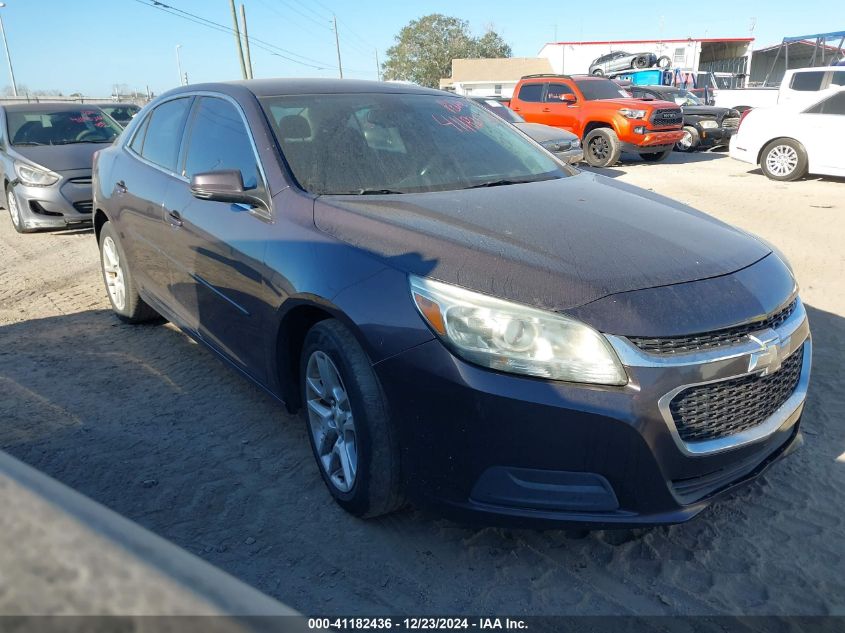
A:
[
  {"left": 583, "top": 128, "right": 621, "bottom": 167},
  {"left": 591, "top": 68, "right": 604, "bottom": 76},
  {"left": 760, "top": 139, "right": 808, "bottom": 181},
  {"left": 98, "top": 221, "right": 160, "bottom": 323},
  {"left": 675, "top": 126, "right": 700, "bottom": 152},
  {"left": 641, "top": 149, "right": 673, "bottom": 162},
  {"left": 634, "top": 56, "right": 650, "bottom": 69},
  {"left": 6, "top": 187, "right": 34, "bottom": 233},
  {"left": 300, "top": 319, "right": 403, "bottom": 518}
]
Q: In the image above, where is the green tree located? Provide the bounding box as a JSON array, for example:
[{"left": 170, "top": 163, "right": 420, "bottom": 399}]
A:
[{"left": 382, "top": 14, "right": 512, "bottom": 88}]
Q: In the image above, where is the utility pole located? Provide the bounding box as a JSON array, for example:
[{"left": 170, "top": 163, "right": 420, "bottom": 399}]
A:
[
  {"left": 332, "top": 14, "right": 343, "bottom": 79},
  {"left": 375, "top": 49, "right": 381, "bottom": 81},
  {"left": 240, "top": 4, "right": 254, "bottom": 79},
  {"left": 229, "top": 0, "right": 248, "bottom": 80},
  {"left": 176, "top": 44, "right": 184, "bottom": 86},
  {"left": 0, "top": 3, "right": 17, "bottom": 97}
]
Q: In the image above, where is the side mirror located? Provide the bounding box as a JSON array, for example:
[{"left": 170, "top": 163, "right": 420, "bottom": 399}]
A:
[
  {"left": 562, "top": 94, "right": 577, "bottom": 104},
  {"left": 190, "top": 170, "right": 264, "bottom": 208}
]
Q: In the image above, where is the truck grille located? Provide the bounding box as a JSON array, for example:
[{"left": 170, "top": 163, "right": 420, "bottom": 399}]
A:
[
  {"left": 650, "top": 108, "right": 683, "bottom": 127},
  {"left": 73, "top": 201, "right": 94, "bottom": 214},
  {"left": 722, "top": 117, "right": 740, "bottom": 129},
  {"left": 629, "top": 299, "right": 798, "bottom": 354},
  {"left": 669, "top": 344, "right": 804, "bottom": 443}
]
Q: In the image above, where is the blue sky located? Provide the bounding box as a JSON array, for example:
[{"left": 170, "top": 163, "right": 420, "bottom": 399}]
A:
[{"left": 1, "top": 0, "right": 840, "bottom": 96}]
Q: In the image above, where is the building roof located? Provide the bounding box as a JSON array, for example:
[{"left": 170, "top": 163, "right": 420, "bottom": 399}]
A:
[
  {"left": 544, "top": 38, "right": 754, "bottom": 46},
  {"left": 441, "top": 57, "right": 553, "bottom": 87}
]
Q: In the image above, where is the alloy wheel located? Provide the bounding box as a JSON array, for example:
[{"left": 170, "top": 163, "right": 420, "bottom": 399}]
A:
[
  {"left": 677, "top": 130, "right": 693, "bottom": 151},
  {"left": 7, "top": 189, "right": 21, "bottom": 229},
  {"left": 305, "top": 350, "right": 358, "bottom": 493},
  {"left": 590, "top": 137, "right": 609, "bottom": 161},
  {"left": 102, "top": 236, "right": 127, "bottom": 310},
  {"left": 766, "top": 145, "right": 798, "bottom": 178}
]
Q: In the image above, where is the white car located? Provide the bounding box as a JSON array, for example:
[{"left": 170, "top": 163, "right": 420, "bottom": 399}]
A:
[{"left": 729, "top": 86, "right": 845, "bottom": 181}]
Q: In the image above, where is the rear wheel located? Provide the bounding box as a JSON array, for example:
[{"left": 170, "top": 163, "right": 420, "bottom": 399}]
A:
[
  {"left": 300, "top": 319, "right": 403, "bottom": 518},
  {"left": 98, "top": 221, "right": 159, "bottom": 323},
  {"left": 760, "top": 138, "right": 808, "bottom": 181},
  {"left": 675, "top": 126, "right": 700, "bottom": 152},
  {"left": 634, "top": 56, "right": 650, "bottom": 69},
  {"left": 641, "top": 149, "right": 673, "bottom": 162},
  {"left": 583, "top": 128, "right": 621, "bottom": 167}
]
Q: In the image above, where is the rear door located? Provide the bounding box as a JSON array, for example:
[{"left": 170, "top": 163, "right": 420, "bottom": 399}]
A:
[
  {"left": 801, "top": 91, "right": 845, "bottom": 172},
  {"left": 119, "top": 96, "right": 193, "bottom": 303},
  {"left": 164, "top": 95, "right": 273, "bottom": 382},
  {"left": 543, "top": 82, "right": 580, "bottom": 133},
  {"left": 511, "top": 82, "right": 545, "bottom": 122}
]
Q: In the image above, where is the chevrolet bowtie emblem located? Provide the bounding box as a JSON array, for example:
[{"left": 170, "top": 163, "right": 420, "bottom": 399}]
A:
[{"left": 748, "top": 333, "right": 784, "bottom": 376}]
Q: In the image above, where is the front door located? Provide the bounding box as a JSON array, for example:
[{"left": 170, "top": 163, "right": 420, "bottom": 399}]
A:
[
  {"left": 543, "top": 82, "right": 581, "bottom": 134},
  {"left": 166, "top": 96, "right": 273, "bottom": 383}
]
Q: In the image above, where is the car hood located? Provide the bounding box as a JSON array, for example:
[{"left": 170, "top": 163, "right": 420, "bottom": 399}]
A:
[
  {"left": 11, "top": 143, "right": 107, "bottom": 172},
  {"left": 513, "top": 122, "right": 578, "bottom": 143},
  {"left": 314, "top": 172, "right": 770, "bottom": 313},
  {"left": 605, "top": 98, "right": 678, "bottom": 110},
  {"left": 681, "top": 105, "right": 734, "bottom": 117}
]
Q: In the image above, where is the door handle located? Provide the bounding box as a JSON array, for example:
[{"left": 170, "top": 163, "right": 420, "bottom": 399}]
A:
[
  {"left": 542, "top": 107, "right": 551, "bottom": 112},
  {"left": 167, "top": 209, "right": 183, "bottom": 227},
  {"left": 115, "top": 180, "right": 127, "bottom": 194}
]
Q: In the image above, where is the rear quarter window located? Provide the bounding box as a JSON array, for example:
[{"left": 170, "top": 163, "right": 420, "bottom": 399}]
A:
[{"left": 790, "top": 71, "right": 825, "bottom": 91}]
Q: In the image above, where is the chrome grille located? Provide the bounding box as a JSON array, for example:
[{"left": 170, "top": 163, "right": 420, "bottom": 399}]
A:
[
  {"left": 650, "top": 108, "right": 683, "bottom": 127},
  {"left": 630, "top": 299, "right": 798, "bottom": 354},
  {"left": 669, "top": 344, "right": 804, "bottom": 443},
  {"left": 722, "top": 117, "right": 740, "bottom": 129}
]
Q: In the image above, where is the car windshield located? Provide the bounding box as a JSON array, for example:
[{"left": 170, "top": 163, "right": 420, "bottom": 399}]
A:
[
  {"left": 573, "top": 78, "right": 632, "bottom": 100},
  {"left": 472, "top": 99, "right": 525, "bottom": 123},
  {"left": 666, "top": 89, "right": 702, "bottom": 106},
  {"left": 262, "top": 93, "right": 568, "bottom": 195},
  {"left": 7, "top": 109, "right": 122, "bottom": 146}
]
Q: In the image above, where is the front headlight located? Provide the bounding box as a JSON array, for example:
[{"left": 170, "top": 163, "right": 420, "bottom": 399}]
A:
[
  {"left": 570, "top": 138, "right": 581, "bottom": 148},
  {"left": 15, "top": 161, "right": 60, "bottom": 187},
  {"left": 619, "top": 108, "right": 647, "bottom": 119},
  {"left": 699, "top": 119, "right": 719, "bottom": 129},
  {"left": 410, "top": 275, "right": 627, "bottom": 385}
]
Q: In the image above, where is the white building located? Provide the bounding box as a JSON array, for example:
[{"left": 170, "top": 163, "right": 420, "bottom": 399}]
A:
[
  {"left": 440, "top": 57, "right": 553, "bottom": 98},
  {"left": 538, "top": 38, "right": 754, "bottom": 80}
]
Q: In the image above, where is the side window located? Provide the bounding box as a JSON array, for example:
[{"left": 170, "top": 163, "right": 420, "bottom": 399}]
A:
[
  {"left": 183, "top": 97, "right": 260, "bottom": 190},
  {"left": 830, "top": 71, "right": 845, "bottom": 88},
  {"left": 790, "top": 71, "right": 825, "bottom": 92},
  {"left": 545, "top": 83, "right": 574, "bottom": 102},
  {"left": 806, "top": 92, "right": 845, "bottom": 115},
  {"left": 517, "top": 83, "right": 543, "bottom": 102},
  {"left": 129, "top": 113, "right": 150, "bottom": 154},
  {"left": 139, "top": 98, "right": 192, "bottom": 171}
]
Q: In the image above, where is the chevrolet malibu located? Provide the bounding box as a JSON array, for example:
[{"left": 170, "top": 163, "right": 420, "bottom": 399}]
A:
[
  {"left": 2, "top": 103, "right": 122, "bottom": 232},
  {"left": 92, "top": 79, "right": 811, "bottom": 527}
]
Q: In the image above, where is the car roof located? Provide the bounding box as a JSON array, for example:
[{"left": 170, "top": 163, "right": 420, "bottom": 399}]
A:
[
  {"left": 0, "top": 102, "right": 107, "bottom": 113},
  {"left": 160, "top": 78, "right": 446, "bottom": 100}
]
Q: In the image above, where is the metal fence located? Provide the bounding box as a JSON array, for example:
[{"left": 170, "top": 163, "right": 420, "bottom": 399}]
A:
[{"left": 0, "top": 95, "right": 149, "bottom": 106}]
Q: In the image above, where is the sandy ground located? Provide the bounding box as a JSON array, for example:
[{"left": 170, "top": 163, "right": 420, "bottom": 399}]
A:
[{"left": 1, "top": 150, "right": 844, "bottom": 616}]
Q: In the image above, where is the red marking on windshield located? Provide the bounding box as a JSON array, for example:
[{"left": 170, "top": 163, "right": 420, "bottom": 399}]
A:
[{"left": 431, "top": 113, "right": 483, "bottom": 133}]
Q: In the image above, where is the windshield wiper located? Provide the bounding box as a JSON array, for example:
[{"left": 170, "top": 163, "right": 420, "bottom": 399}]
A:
[
  {"left": 13, "top": 141, "right": 48, "bottom": 146},
  {"left": 51, "top": 139, "right": 114, "bottom": 145},
  {"left": 464, "top": 177, "right": 544, "bottom": 189},
  {"left": 354, "top": 188, "right": 405, "bottom": 195}
]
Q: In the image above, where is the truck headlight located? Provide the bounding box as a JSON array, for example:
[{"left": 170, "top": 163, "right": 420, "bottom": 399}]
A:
[
  {"left": 15, "top": 161, "right": 60, "bottom": 187},
  {"left": 699, "top": 120, "right": 719, "bottom": 129},
  {"left": 410, "top": 275, "right": 628, "bottom": 385},
  {"left": 619, "top": 108, "right": 647, "bottom": 119}
]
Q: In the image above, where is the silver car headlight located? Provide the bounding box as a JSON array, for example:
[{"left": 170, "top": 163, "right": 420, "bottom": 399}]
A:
[
  {"left": 570, "top": 138, "right": 581, "bottom": 148},
  {"left": 15, "top": 161, "right": 60, "bottom": 187},
  {"left": 410, "top": 275, "right": 627, "bottom": 385}
]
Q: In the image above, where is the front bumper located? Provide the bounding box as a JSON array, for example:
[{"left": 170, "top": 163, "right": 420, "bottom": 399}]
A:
[
  {"left": 10, "top": 169, "right": 93, "bottom": 230},
  {"left": 729, "top": 135, "right": 755, "bottom": 165},
  {"left": 698, "top": 126, "right": 737, "bottom": 147},
  {"left": 375, "top": 297, "right": 811, "bottom": 528}
]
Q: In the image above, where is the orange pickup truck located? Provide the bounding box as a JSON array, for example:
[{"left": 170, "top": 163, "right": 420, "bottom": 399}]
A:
[{"left": 510, "top": 74, "right": 685, "bottom": 167}]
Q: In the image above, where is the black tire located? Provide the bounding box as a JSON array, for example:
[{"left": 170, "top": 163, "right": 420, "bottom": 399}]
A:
[
  {"left": 98, "top": 221, "right": 159, "bottom": 323},
  {"left": 759, "top": 138, "right": 808, "bottom": 182},
  {"left": 634, "top": 55, "right": 650, "bottom": 69},
  {"left": 656, "top": 55, "right": 671, "bottom": 69},
  {"left": 300, "top": 319, "right": 403, "bottom": 518},
  {"left": 583, "top": 128, "right": 622, "bottom": 168},
  {"left": 591, "top": 68, "right": 604, "bottom": 76},
  {"left": 6, "top": 186, "right": 35, "bottom": 234},
  {"left": 641, "top": 149, "right": 673, "bottom": 162},
  {"left": 675, "top": 126, "right": 700, "bottom": 152}
]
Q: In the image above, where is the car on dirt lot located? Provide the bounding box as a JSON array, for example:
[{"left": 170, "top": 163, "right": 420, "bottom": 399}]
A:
[
  {"left": 470, "top": 97, "right": 582, "bottom": 163},
  {"left": 1, "top": 103, "right": 122, "bottom": 233},
  {"left": 630, "top": 85, "right": 741, "bottom": 151},
  {"left": 729, "top": 86, "right": 845, "bottom": 180},
  {"left": 510, "top": 74, "right": 685, "bottom": 167},
  {"left": 92, "top": 78, "right": 811, "bottom": 528}
]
